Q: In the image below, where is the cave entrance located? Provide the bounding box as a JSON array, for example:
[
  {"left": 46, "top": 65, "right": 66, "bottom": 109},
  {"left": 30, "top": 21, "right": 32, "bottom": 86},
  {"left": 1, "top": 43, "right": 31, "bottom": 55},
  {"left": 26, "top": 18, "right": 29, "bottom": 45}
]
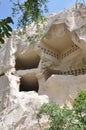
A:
[
  {"left": 15, "top": 52, "right": 40, "bottom": 70},
  {"left": 19, "top": 74, "right": 39, "bottom": 92}
]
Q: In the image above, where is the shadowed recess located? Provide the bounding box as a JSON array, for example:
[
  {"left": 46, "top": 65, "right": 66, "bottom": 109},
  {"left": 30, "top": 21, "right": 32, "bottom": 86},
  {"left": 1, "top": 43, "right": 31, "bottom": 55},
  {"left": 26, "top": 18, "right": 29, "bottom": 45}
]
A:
[
  {"left": 15, "top": 52, "right": 40, "bottom": 70},
  {"left": 19, "top": 75, "right": 39, "bottom": 92}
]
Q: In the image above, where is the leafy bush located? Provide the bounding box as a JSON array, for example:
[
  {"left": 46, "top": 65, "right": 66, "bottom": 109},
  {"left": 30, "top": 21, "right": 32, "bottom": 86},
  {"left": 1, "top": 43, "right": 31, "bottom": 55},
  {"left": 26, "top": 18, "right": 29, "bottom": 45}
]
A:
[{"left": 37, "top": 91, "right": 86, "bottom": 130}]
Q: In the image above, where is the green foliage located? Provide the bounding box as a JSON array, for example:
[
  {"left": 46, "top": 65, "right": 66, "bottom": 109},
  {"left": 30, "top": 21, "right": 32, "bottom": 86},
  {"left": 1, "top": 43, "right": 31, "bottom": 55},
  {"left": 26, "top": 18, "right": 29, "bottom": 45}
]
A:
[
  {"left": 37, "top": 91, "right": 86, "bottom": 130},
  {"left": 82, "top": 64, "right": 86, "bottom": 69},
  {"left": 0, "top": 0, "right": 48, "bottom": 45},
  {"left": 0, "top": 17, "right": 14, "bottom": 45},
  {"left": 73, "top": 91, "right": 86, "bottom": 129},
  {"left": 10, "top": 0, "right": 48, "bottom": 28}
]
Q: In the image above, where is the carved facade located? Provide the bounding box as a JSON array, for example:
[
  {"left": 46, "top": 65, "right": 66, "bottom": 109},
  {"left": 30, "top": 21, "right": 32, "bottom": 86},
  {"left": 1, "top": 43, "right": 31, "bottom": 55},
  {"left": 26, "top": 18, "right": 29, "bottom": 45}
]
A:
[{"left": 0, "top": 3, "right": 86, "bottom": 130}]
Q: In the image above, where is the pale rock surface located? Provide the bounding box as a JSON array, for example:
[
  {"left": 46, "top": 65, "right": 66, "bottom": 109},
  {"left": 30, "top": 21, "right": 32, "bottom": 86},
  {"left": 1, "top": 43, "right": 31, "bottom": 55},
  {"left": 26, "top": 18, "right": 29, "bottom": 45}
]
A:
[
  {"left": 41, "top": 74, "right": 86, "bottom": 107},
  {"left": 0, "top": 3, "right": 86, "bottom": 130},
  {"left": 0, "top": 73, "right": 20, "bottom": 112},
  {"left": 0, "top": 91, "right": 49, "bottom": 130}
]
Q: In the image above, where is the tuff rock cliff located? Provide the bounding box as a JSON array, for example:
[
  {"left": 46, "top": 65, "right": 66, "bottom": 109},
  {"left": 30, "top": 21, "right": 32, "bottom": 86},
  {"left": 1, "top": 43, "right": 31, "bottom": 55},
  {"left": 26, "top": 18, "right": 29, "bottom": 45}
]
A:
[{"left": 0, "top": 3, "right": 86, "bottom": 130}]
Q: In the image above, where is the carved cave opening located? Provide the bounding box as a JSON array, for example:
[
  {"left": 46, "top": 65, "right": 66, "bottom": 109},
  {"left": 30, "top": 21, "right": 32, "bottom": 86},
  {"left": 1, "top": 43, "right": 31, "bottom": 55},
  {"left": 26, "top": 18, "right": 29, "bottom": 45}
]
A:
[
  {"left": 15, "top": 53, "right": 40, "bottom": 70},
  {"left": 19, "top": 75, "right": 39, "bottom": 92}
]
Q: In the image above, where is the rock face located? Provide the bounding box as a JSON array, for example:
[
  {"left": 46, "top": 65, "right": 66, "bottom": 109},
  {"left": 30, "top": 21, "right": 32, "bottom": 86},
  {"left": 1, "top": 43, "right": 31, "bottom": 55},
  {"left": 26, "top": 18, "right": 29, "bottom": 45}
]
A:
[
  {"left": 0, "top": 91, "right": 49, "bottom": 130},
  {"left": 44, "top": 75, "right": 86, "bottom": 106},
  {"left": 0, "top": 3, "right": 86, "bottom": 130}
]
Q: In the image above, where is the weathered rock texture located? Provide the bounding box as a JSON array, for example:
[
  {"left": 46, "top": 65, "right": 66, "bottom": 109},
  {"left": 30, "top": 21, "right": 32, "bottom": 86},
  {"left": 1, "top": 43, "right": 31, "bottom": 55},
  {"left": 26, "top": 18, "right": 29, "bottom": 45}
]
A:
[{"left": 0, "top": 3, "right": 86, "bottom": 130}]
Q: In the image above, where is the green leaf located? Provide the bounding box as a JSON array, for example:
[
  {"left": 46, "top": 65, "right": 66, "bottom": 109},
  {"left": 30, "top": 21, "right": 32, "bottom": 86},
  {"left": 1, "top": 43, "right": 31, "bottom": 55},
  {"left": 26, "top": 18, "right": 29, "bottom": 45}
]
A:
[
  {"left": 0, "top": 37, "right": 4, "bottom": 43},
  {"left": 6, "top": 32, "right": 11, "bottom": 37},
  {"left": 0, "top": 28, "right": 2, "bottom": 33},
  {"left": 5, "top": 24, "right": 12, "bottom": 32},
  {"left": 6, "top": 17, "right": 14, "bottom": 24},
  {"left": 3, "top": 26, "right": 8, "bottom": 33}
]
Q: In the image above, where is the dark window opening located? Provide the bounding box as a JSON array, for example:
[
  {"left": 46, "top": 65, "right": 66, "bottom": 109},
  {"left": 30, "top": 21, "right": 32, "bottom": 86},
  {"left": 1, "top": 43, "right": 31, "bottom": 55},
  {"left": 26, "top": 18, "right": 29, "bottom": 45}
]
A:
[{"left": 19, "top": 76, "right": 39, "bottom": 92}]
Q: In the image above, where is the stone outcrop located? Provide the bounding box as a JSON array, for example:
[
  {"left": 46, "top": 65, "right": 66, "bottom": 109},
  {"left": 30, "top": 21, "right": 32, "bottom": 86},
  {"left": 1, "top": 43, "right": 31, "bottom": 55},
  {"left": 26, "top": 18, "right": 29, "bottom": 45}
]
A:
[
  {"left": 0, "top": 91, "right": 49, "bottom": 130},
  {"left": 0, "top": 3, "right": 86, "bottom": 130}
]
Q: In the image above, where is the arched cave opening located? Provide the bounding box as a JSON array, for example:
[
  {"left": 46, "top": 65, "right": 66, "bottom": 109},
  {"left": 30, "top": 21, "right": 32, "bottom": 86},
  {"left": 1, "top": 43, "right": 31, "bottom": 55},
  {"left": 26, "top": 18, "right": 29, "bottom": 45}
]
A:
[
  {"left": 19, "top": 75, "right": 39, "bottom": 92},
  {"left": 15, "top": 52, "right": 40, "bottom": 70}
]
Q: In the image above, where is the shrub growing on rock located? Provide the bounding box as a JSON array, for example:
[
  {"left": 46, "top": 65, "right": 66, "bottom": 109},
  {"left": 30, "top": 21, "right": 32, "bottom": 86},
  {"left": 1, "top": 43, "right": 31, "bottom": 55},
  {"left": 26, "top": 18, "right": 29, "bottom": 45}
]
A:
[{"left": 37, "top": 91, "right": 86, "bottom": 130}]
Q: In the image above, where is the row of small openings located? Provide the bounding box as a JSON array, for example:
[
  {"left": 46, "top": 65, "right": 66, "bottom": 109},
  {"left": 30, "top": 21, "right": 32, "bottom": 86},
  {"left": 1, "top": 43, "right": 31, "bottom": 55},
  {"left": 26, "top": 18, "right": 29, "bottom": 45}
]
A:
[
  {"left": 62, "top": 68, "right": 86, "bottom": 76},
  {"left": 43, "top": 68, "right": 86, "bottom": 80},
  {"left": 15, "top": 54, "right": 40, "bottom": 70},
  {"left": 39, "top": 46, "right": 58, "bottom": 59},
  {"left": 61, "top": 44, "right": 79, "bottom": 59}
]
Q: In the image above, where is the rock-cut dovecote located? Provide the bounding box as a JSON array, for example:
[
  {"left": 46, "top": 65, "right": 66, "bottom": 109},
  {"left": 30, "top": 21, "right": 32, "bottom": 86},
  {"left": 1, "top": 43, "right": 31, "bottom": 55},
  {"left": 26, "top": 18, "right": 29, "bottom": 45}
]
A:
[{"left": 0, "top": 3, "right": 86, "bottom": 130}]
